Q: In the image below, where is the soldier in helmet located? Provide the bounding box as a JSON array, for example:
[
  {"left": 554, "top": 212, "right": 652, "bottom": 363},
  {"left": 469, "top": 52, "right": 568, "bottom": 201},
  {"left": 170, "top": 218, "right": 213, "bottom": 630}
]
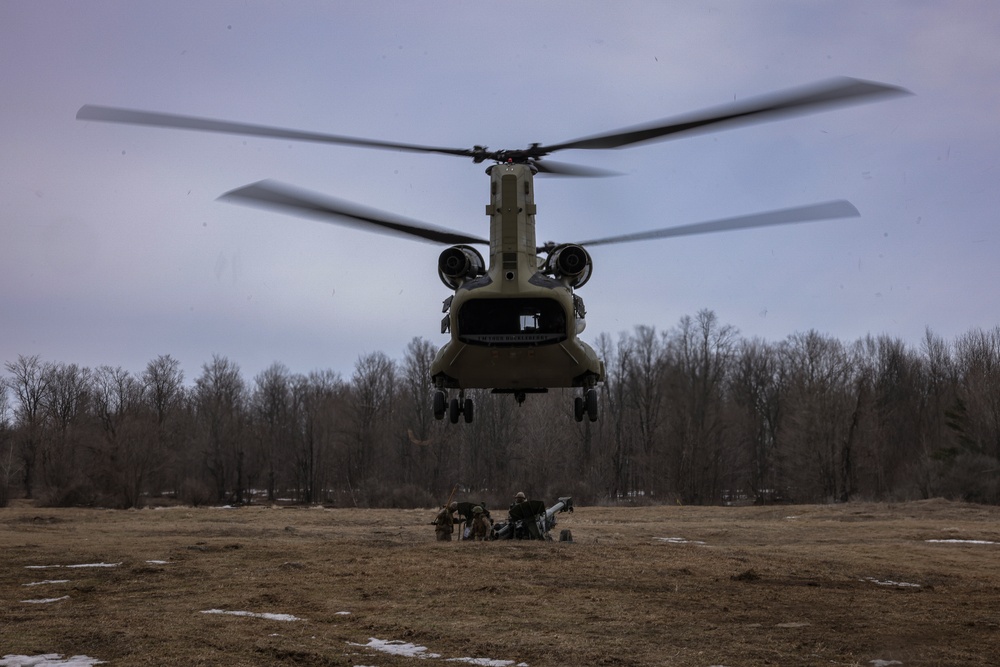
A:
[
  {"left": 509, "top": 491, "right": 526, "bottom": 512},
  {"left": 469, "top": 505, "right": 493, "bottom": 541},
  {"left": 434, "top": 501, "right": 458, "bottom": 541}
]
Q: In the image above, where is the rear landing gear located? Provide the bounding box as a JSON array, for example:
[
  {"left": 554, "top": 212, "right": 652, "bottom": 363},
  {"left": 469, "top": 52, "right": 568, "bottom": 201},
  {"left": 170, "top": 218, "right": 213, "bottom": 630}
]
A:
[
  {"left": 434, "top": 390, "right": 473, "bottom": 424},
  {"left": 574, "top": 388, "right": 599, "bottom": 423}
]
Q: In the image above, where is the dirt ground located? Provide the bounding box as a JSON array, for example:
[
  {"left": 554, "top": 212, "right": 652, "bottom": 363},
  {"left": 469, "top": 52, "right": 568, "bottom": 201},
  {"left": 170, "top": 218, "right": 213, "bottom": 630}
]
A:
[{"left": 2, "top": 499, "right": 999, "bottom": 667}]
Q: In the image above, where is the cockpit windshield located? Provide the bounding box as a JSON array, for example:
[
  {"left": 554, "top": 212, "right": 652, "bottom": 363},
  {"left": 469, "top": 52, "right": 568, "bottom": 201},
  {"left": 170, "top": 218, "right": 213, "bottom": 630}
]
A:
[{"left": 457, "top": 297, "right": 567, "bottom": 346}]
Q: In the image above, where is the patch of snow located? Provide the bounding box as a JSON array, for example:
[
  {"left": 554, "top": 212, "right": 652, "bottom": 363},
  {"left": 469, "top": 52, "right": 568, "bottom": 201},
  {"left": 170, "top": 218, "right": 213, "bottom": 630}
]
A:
[
  {"left": 925, "top": 539, "right": 997, "bottom": 545},
  {"left": 653, "top": 537, "right": 706, "bottom": 545},
  {"left": 200, "top": 609, "right": 303, "bottom": 622},
  {"left": 863, "top": 577, "right": 920, "bottom": 588},
  {"left": 869, "top": 660, "right": 903, "bottom": 667},
  {"left": 23, "top": 580, "right": 70, "bottom": 587},
  {"left": 20, "top": 596, "right": 70, "bottom": 604},
  {"left": 145, "top": 560, "right": 170, "bottom": 565},
  {"left": 348, "top": 637, "right": 526, "bottom": 666},
  {"left": 0, "top": 655, "right": 105, "bottom": 666},
  {"left": 349, "top": 638, "right": 441, "bottom": 659},
  {"left": 335, "top": 611, "right": 352, "bottom": 615}
]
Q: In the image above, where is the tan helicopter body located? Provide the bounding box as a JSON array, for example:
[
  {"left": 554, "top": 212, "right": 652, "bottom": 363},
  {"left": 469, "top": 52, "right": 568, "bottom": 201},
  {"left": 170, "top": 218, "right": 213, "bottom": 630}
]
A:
[
  {"left": 431, "top": 163, "right": 604, "bottom": 422},
  {"left": 76, "top": 77, "right": 909, "bottom": 424}
]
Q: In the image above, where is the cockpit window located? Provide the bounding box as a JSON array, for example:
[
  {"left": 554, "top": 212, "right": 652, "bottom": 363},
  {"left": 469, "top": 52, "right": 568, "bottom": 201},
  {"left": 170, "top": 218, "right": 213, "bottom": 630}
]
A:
[{"left": 457, "top": 298, "right": 567, "bottom": 346}]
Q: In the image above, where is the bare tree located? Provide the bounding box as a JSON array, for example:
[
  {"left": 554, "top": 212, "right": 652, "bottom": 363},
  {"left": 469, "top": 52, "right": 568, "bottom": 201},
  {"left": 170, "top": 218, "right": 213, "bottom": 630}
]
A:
[
  {"left": 92, "top": 366, "right": 149, "bottom": 507},
  {"left": 664, "top": 310, "right": 737, "bottom": 504},
  {"left": 595, "top": 331, "right": 637, "bottom": 500},
  {"left": 941, "top": 327, "right": 1000, "bottom": 502},
  {"left": 348, "top": 352, "right": 397, "bottom": 501},
  {"left": 460, "top": 388, "right": 519, "bottom": 496},
  {"left": 915, "top": 329, "right": 956, "bottom": 497},
  {"left": 40, "top": 362, "right": 92, "bottom": 503},
  {"left": 193, "top": 355, "right": 248, "bottom": 503},
  {"left": 400, "top": 338, "right": 451, "bottom": 496},
  {"left": 4, "top": 355, "right": 51, "bottom": 498},
  {"left": 781, "top": 331, "right": 856, "bottom": 502},
  {"left": 252, "top": 363, "right": 293, "bottom": 502},
  {"left": 144, "top": 355, "right": 185, "bottom": 426},
  {"left": 0, "top": 379, "right": 14, "bottom": 506},
  {"left": 729, "top": 338, "right": 785, "bottom": 503},
  {"left": 142, "top": 355, "right": 186, "bottom": 498},
  {"left": 625, "top": 325, "right": 669, "bottom": 499},
  {"left": 291, "top": 369, "right": 344, "bottom": 504}
]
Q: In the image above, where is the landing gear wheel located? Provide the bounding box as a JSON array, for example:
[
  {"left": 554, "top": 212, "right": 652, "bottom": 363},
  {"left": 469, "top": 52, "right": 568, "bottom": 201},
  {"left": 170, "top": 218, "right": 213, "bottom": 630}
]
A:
[
  {"left": 433, "top": 391, "right": 446, "bottom": 420},
  {"left": 574, "top": 396, "right": 585, "bottom": 422},
  {"left": 586, "top": 388, "right": 599, "bottom": 422},
  {"left": 463, "top": 398, "right": 474, "bottom": 424},
  {"left": 449, "top": 398, "right": 461, "bottom": 424}
]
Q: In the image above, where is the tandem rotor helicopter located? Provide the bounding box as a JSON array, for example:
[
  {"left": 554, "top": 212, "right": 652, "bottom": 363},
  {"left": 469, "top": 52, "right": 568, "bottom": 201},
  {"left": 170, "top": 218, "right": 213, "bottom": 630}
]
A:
[{"left": 78, "top": 77, "right": 908, "bottom": 425}]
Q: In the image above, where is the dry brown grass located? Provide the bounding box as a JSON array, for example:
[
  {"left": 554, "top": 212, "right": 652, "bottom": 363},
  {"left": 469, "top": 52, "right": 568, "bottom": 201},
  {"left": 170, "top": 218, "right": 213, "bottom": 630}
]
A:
[{"left": 2, "top": 499, "right": 999, "bottom": 666}]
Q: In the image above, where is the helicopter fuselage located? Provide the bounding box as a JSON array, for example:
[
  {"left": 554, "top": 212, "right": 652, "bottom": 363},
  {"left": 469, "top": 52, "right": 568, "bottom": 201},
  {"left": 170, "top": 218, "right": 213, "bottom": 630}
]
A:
[{"left": 431, "top": 163, "right": 605, "bottom": 393}]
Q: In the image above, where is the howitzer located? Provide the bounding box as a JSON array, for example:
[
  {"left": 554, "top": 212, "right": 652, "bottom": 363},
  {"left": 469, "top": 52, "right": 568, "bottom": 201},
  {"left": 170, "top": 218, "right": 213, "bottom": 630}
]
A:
[{"left": 494, "top": 496, "right": 573, "bottom": 540}]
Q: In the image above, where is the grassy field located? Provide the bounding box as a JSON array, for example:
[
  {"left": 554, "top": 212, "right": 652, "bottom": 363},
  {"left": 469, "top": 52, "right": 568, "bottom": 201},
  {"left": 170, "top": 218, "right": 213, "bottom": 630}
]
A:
[{"left": 2, "top": 498, "right": 999, "bottom": 666}]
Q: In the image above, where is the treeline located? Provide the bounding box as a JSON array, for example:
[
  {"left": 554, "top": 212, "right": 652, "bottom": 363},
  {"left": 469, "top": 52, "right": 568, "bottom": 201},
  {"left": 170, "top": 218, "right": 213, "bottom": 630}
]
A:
[{"left": 2, "top": 310, "right": 999, "bottom": 509}]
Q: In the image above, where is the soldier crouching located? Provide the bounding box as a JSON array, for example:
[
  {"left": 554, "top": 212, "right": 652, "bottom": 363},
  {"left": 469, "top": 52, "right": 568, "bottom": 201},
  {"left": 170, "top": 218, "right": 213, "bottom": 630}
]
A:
[
  {"left": 469, "top": 505, "right": 493, "bottom": 541},
  {"left": 434, "top": 501, "right": 458, "bottom": 541}
]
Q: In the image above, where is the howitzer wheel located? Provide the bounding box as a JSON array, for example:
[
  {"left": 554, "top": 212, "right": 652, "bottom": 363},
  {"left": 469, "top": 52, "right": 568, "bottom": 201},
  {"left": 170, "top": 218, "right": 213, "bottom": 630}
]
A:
[
  {"left": 449, "top": 398, "right": 461, "bottom": 424},
  {"left": 574, "top": 396, "right": 585, "bottom": 422}
]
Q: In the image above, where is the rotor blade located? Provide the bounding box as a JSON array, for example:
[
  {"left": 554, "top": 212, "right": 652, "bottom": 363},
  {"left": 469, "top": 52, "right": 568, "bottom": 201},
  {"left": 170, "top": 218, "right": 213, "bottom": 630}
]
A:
[
  {"left": 542, "top": 78, "right": 911, "bottom": 153},
  {"left": 532, "top": 160, "right": 621, "bottom": 177},
  {"left": 576, "top": 200, "right": 860, "bottom": 247},
  {"left": 77, "top": 105, "right": 476, "bottom": 158},
  {"left": 218, "top": 180, "right": 488, "bottom": 246}
]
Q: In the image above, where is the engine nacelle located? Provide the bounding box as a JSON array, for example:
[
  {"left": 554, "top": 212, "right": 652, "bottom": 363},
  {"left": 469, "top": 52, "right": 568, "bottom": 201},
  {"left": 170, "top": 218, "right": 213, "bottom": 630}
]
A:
[
  {"left": 438, "top": 245, "right": 485, "bottom": 289},
  {"left": 545, "top": 244, "right": 593, "bottom": 288}
]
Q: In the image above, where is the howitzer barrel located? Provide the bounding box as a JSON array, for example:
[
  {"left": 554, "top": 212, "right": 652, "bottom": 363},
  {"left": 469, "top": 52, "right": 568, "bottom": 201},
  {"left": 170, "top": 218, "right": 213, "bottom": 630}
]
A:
[{"left": 545, "top": 496, "right": 573, "bottom": 521}]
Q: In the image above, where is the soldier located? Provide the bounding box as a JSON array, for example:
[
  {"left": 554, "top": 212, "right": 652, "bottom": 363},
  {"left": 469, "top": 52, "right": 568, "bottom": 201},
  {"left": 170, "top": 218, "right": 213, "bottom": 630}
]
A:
[
  {"left": 434, "top": 501, "right": 458, "bottom": 541},
  {"left": 469, "top": 505, "right": 493, "bottom": 541},
  {"left": 509, "top": 491, "right": 526, "bottom": 512}
]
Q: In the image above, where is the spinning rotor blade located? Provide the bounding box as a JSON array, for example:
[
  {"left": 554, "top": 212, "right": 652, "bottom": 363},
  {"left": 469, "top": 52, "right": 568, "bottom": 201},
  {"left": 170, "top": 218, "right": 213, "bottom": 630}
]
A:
[
  {"left": 576, "top": 200, "right": 859, "bottom": 247},
  {"left": 531, "top": 160, "right": 621, "bottom": 177},
  {"left": 78, "top": 77, "right": 908, "bottom": 175},
  {"left": 219, "top": 180, "right": 488, "bottom": 246},
  {"left": 542, "top": 78, "right": 910, "bottom": 153},
  {"left": 77, "top": 105, "right": 476, "bottom": 159}
]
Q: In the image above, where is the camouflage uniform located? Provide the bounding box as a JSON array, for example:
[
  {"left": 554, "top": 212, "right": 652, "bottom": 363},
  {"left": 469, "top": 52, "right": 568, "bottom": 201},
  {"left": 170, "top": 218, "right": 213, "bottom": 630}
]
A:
[
  {"left": 470, "top": 506, "right": 492, "bottom": 541},
  {"left": 434, "top": 502, "right": 458, "bottom": 541}
]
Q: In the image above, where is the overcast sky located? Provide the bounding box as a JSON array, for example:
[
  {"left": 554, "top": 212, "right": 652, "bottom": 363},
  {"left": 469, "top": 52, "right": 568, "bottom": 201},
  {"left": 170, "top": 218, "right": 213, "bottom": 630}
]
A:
[{"left": 2, "top": 1, "right": 998, "bottom": 385}]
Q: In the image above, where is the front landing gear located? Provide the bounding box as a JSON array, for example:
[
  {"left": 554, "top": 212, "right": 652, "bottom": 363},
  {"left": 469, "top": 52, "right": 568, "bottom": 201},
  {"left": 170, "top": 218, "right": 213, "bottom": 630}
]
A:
[
  {"left": 433, "top": 390, "right": 447, "bottom": 420},
  {"left": 574, "top": 388, "right": 599, "bottom": 423},
  {"left": 434, "top": 390, "right": 473, "bottom": 424}
]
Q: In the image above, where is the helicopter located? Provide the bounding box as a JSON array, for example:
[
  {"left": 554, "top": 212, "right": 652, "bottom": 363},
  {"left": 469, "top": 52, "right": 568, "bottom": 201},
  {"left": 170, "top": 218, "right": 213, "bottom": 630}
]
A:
[{"left": 77, "top": 77, "right": 908, "bottom": 424}]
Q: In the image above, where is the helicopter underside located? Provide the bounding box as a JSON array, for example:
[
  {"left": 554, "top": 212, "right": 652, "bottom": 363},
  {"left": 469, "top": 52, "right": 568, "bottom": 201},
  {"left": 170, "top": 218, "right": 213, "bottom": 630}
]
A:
[{"left": 430, "top": 336, "right": 604, "bottom": 391}]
